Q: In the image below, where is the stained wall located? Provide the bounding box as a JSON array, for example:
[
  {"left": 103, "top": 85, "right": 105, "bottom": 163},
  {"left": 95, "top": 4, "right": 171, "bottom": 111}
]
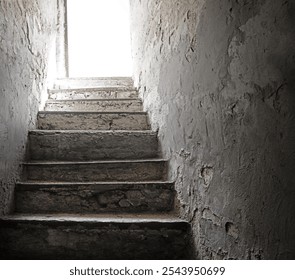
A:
[
  {"left": 130, "top": 0, "right": 295, "bottom": 259},
  {"left": 0, "top": 0, "right": 57, "bottom": 215}
]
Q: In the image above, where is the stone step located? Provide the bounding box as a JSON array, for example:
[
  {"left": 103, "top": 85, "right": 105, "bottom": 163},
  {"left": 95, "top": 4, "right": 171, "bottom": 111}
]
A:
[
  {"left": 29, "top": 130, "right": 159, "bottom": 161},
  {"left": 0, "top": 214, "right": 192, "bottom": 259},
  {"left": 15, "top": 181, "right": 175, "bottom": 214},
  {"left": 48, "top": 87, "right": 138, "bottom": 100},
  {"left": 44, "top": 99, "right": 143, "bottom": 112},
  {"left": 24, "top": 159, "right": 168, "bottom": 182},
  {"left": 38, "top": 112, "right": 150, "bottom": 130},
  {"left": 53, "top": 77, "right": 134, "bottom": 89}
]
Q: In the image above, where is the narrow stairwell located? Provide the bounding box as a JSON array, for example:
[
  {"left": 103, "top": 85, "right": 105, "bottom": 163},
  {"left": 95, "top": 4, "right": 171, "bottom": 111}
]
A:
[{"left": 0, "top": 77, "right": 192, "bottom": 260}]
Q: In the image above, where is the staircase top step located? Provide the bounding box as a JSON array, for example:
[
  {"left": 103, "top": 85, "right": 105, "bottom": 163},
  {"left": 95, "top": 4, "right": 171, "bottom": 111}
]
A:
[
  {"left": 56, "top": 77, "right": 133, "bottom": 79},
  {"left": 23, "top": 159, "right": 168, "bottom": 166},
  {"left": 55, "top": 77, "right": 133, "bottom": 82},
  {"left": 57, "top": 77, "right": 132, "bottom": 79},
  {"left": 0, "top": 214, "right": 188, "bottom": 227},
  {"left": 53, "top": 77, "right": 134, "bottom": 90}
]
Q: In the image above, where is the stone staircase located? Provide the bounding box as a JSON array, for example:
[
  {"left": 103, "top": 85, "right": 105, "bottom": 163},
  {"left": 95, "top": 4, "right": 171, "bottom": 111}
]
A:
[{"left": 0, "top": 78, "right": 192, "bottom": 260}]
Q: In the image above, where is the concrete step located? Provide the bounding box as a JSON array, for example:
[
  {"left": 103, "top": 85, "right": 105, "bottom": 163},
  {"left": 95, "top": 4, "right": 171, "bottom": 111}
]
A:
[
  {"left": 29, "top": 130, "right": 159, "bottom": 161},
  {"left": 38, "top": 112, "right": 150, "bottom": 130},
  {"left": 24, "top": 159, "right": 168, "bottom": 182},
  {"left": 0, "top": 214, "right": 192, "bottom": 259},
  {"left": 15, "top": 181, "right": 175, "bottom": 214},
  {"left": 44, "top": 99, "right": 143, "bottom": 112},
  {"left": 48, "top": 87, "right": 138, "bottom": 100},
  {"left": 53, "top": 77, "right": 134, "bottom": 89}
]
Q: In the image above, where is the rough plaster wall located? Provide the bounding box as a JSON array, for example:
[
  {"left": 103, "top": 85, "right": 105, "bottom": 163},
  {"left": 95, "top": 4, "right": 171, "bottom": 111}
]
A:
[
  {"left": 130, "top": 0, "right": 295, "bottom": 259},
  {"left": 0, "top": 0, "right": 57, "bottom": 215}
]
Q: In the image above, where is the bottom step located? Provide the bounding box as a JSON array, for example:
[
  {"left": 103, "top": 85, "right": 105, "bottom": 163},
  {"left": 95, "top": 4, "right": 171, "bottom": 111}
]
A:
[{"left": 0, "top": 214, "right": 192, "bottom": 260}]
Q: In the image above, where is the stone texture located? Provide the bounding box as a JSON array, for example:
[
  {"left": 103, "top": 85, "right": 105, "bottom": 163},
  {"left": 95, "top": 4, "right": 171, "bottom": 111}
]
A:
[
  {"left": 54, "top": 77, "right": 133, "bottom": 89},
  {"left": 0, "top": 214, "right": 192, "bottom": 260},
  {"left": 0, "top": 1, "right": 191, "bottom": 260},
  {"left": 44, "top": 99, "right": 143, "bottom": 112},
  {"left": 5, "top": 74, "right": 188, "bottom": 259},
  {"left": 2, "top": 72, "right": 189, "bottom": 259},
  {"left": 2, "top": 0, "right": 293, "bottom": 261},
  {"left": 29, "top": 130, "right": 159, "bottom": 160},
  {"left": 49, "top": 88, "right": 138, "bottom": 100},
  {"left": 24, "top": 160, "right": 168, "bottom": 182},
  {"left": 38, "top": 112, "right": 150, "bottom": 130},
  {"left": 130, "top": 0, "right": 295, "bottom": 259},
  {"left": 0, "top": 0, "right": 57, "bottom": 215},
  {"left": 15, "top": 182, "right": 175, "bottom": 214}
]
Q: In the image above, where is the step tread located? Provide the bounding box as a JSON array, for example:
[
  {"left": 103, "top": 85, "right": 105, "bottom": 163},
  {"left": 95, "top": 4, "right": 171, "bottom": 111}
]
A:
[
  {"left": 39, "top": 111, "right": 147, "bottom": 115},
  {"left": 55, "top": 77, "right": 133, "bottom": 82},
  {"left": 0, "top": 214, "right": 186, "bottom": 224},
  {"left": 24, "top": 159, "right": 167, "bottom": 165},
  {"left": 55, "top": 76, "right": 133, "bottom": 80},
  {"left": 17, "top": 181, "right": 174, "bottom": 186},
  {"left": 46, "top": 98, "right": 141, "bottom": 102},
  {"left": 49, "top": 87, "right": 137, "bottom": 92},
  {"left": 16, "top": 181, "right": 174, "bottom": 191},
  {"left": 29, "top": 130, "right": 156, "bottom": 134},
  {"left": 53, "top": 77, "right": 134, "bottom": 89},
  {"left": 25, "top": 159, "right": 167, "bottom": 182}
]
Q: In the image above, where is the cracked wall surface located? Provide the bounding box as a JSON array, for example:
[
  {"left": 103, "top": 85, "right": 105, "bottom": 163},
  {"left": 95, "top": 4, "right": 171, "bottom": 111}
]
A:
[
  {"left": 130, "top": 0, "right": 295, "bottom": 259},
  {"left": 0, "top": 0, "right": 57, "bottom": 215}
]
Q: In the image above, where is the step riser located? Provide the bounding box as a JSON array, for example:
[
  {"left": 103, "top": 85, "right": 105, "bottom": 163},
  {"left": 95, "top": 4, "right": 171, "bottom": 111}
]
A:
[
  {"left": 25, "top": 162, "right": 167, "bottom": 182},
  {"left": 38, "top": 113, "right": 150, "bottom": 130},
  {"left": 44, "top": 100, "right": 143, "bottom": 112},
  {"left": 29, "top": 132, "right": 158, "bottom": 161},
  {"left": 54, "top": 78, "right": 133, "bottom": 89},
  {"left": 15, "top": 183, "right": 174, "bottom": 214},
  {"left": 0, "top": 221, "right": 191, "bottom": 259},
  {"left": 49, "top": 89, "right": 138, "bottom": 100}
]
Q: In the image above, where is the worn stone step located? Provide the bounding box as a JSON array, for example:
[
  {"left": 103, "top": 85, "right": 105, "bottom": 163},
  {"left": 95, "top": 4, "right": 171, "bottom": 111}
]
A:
[
  {"left": 0, "top": 214, "right": 192, "bottom": 260},
  {"left": 44, "top": 99, "right": 143, "bottom": 112},
  {"left": 48, "top": 88, "right": 138, "bottom": 100},
  {"left": 53, "top": 77, "right": 134, "bottom": 89},
  {"left": 24, "top": 159, "right": 168, "bottom": 182},
  {"left": 15, "top": 181, "right": 175, "bottom": 214},
  {"left": 38, "top": 112, "right": 150, "bottom": 130},
  {"left": 29, "top": 130, "right": 159, "bottom": 161}
]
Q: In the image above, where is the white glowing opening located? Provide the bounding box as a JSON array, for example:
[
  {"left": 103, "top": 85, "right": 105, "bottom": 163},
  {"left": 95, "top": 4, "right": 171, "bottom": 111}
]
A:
[{"left": 67, "top": 0, "right": 132, "bottom": 77}]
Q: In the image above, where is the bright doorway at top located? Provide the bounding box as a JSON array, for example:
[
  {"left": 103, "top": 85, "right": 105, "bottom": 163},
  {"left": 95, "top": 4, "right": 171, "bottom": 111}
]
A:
[{"left": 67, "top": 0, "right": 132, "bottom": 77}]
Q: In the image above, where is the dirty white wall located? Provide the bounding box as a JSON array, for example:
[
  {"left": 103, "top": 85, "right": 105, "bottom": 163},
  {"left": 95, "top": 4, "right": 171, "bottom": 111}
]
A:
[
  {"left": 130, "top": 0, "right": 295, "bottom": 259},
  {"left": 0, "top": 0, "right": 57, "bottom": 215}
]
